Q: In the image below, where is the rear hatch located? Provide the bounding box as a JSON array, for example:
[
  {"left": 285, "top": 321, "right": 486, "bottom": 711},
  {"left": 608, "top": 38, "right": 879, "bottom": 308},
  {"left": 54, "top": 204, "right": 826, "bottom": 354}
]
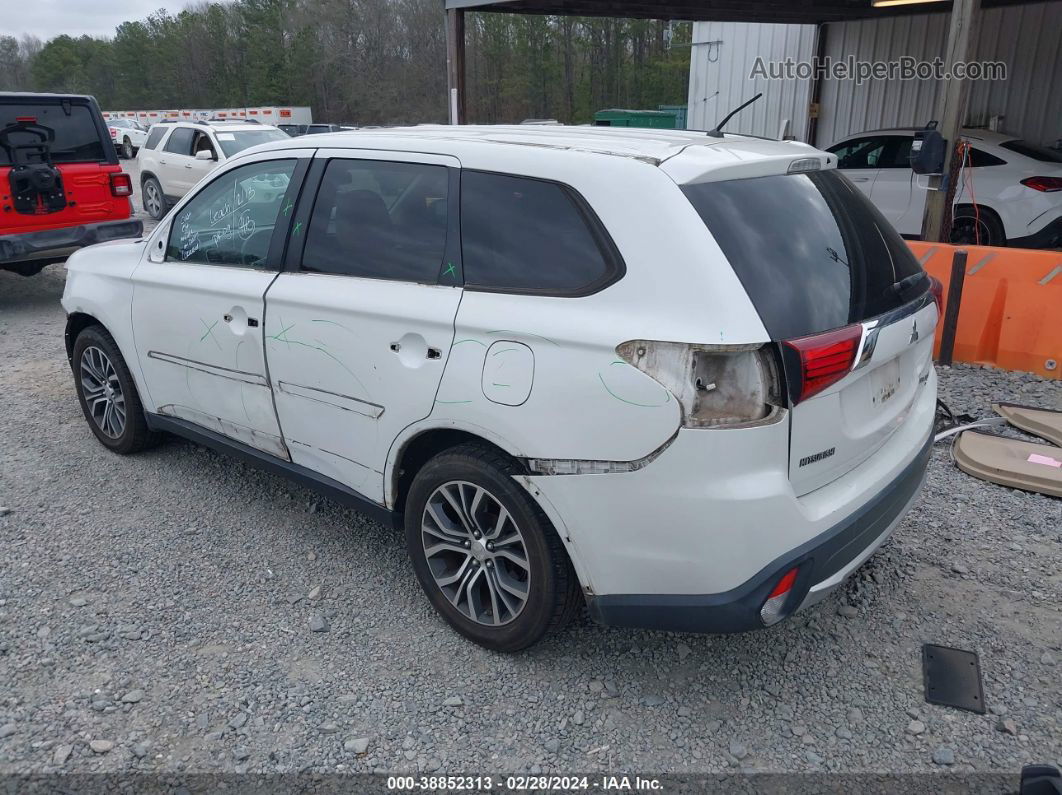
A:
[
  {"left": 0, "top": 95, "right": 129, "bottom": 235},
  {"left": 682, "top": 167, "right": 937, "bottom": 496}
]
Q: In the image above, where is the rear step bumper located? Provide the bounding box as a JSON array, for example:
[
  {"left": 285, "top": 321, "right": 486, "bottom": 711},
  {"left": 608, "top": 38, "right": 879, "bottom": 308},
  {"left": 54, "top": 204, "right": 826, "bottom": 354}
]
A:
[
  {"left": 1, "top": 218, "right": 143, "bottom": 269},
  {"left": 587, "top": 431, "right": 931, "bottom": 634}
]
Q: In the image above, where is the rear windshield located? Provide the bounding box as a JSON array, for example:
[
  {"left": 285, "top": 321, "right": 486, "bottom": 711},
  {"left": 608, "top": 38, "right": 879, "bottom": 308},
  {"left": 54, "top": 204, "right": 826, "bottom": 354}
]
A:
[
  {"left": 999, "top": 140, "right": 1062, "bottom": 164},
  {"left": 215, "top": 129, "right": 289, "bottom": 157},
  {"left": 682, "top": 170, "right": 924, "bottom": 340},
  {"left": 0, "top": 102, "right": 108, "bottom": 166}
]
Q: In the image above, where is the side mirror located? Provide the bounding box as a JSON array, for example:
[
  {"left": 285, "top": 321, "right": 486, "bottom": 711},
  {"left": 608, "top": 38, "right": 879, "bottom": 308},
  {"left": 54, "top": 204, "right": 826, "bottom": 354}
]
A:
[{"left": 195, "top": 149, "right": 216, "bottom": 161}]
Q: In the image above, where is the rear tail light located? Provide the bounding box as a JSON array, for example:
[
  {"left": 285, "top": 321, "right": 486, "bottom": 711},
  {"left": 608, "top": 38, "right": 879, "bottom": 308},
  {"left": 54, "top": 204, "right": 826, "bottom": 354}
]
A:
[
  {"left": 1020, "top": 176, "right": 1062, "bottom": 193},
  {"left": 615, "top": 340, "right": 783, "bottom": 428},
  {"left": 760, "top": 567, "right": 799, "bottom": 626},
  {"left": 928, "top": 275, "right": 944, "bottom": 317},
  {"left": 781, "top": 324, "right": 862, "bottom": 404},
  {"left": 109, "top": 173, "right": 133, "bottom": 197}
]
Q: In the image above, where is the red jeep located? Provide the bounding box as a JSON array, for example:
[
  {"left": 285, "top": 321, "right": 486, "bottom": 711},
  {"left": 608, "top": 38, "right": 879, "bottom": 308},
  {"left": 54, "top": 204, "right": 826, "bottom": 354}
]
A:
[{"left": 1, "top": 92, "right": 142, "bottom": 277}]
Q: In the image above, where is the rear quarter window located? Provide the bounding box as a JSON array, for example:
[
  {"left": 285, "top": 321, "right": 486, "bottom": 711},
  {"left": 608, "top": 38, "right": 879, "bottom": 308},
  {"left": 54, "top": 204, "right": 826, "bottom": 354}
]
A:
[
  {"left": 144, "top": 126, "right": 167, "bottom": 150},
  {"left": 682, "top": 170, "right": 924, "bottom": 340},
  {"left": 0, "top": 102, "right": 108, "bottom": 165},
  {"left": 999, "top": 140, "right": 1062, "bottom": 163},
  {"left": 460, "top": 171, "right": 623, "bottom": 295}
]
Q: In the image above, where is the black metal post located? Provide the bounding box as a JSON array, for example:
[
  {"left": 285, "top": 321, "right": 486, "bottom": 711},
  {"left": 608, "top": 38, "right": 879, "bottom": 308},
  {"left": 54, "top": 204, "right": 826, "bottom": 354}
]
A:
[{"left": 938, "top": 249, "right": 968, "bottom": 366}]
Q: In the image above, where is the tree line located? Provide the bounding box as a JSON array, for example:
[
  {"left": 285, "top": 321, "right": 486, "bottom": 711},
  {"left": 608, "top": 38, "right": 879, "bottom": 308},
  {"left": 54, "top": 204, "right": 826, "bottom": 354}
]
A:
[{"left": 0, "top": 0, "right": 691, "bottom": 126}]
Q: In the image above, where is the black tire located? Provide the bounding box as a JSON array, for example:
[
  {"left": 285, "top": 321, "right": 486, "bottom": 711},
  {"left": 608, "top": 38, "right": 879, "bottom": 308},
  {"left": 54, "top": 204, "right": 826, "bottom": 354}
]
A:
[
  {"left": 122, "top": 138, "right": 134, "bottom": 159},
  {"left": 404, "top": 443, "right": 583, "bottom": 652},
  {"left": 8, "top": 262, "right": 46, "bottom": 277},
  {"left": 142, "top": 175, "right": 166, "bottom": 220},
  {"left": 951, "top": 206, "right": 1005, "bottom": 247},
  {"left": 72, "top": 325, "right": 160, "bottom": 455}
]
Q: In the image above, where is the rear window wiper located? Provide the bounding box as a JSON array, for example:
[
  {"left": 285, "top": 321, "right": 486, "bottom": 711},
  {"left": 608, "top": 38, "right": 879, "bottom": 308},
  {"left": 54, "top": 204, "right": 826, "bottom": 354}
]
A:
[{"left": 889, "top": 271, "right": 929, "bottom": 300}]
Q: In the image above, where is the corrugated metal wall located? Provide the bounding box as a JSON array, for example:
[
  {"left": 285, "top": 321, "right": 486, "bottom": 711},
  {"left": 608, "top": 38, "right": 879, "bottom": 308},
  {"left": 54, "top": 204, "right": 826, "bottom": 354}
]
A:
[
  {"left": 817, "top": 2, "right": 1062, "bottom": 147},
  {"left": 689, "top": 3, "right": 1062, "bottom": 148},
  {"left": 686, "top": 21, "right": 816, "bottom": 138}
]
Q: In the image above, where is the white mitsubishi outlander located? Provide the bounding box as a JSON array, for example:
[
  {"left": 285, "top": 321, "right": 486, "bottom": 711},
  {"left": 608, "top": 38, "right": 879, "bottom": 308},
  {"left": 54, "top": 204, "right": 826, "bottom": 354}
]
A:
[{"left": 62, "top": 125, "right": 940, "bottom": 651}]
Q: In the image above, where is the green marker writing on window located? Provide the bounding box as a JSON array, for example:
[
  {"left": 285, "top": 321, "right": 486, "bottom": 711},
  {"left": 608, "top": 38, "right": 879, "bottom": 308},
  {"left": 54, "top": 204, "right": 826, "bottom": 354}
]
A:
[
  {"left": 282, "top": 202, "right": 293, "bottom": 216},
  {"left": 292, "top": 221, "right": 303, "bottom": 236},
  {"left": 443, "top": 262, "right": 456, "bottom": 278}
]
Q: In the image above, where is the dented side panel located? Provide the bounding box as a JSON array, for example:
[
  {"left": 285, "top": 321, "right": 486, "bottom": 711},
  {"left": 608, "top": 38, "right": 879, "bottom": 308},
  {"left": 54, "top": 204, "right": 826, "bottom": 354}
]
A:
[{"left": 129, "top": 263, "right": 286, "bottom": 457}]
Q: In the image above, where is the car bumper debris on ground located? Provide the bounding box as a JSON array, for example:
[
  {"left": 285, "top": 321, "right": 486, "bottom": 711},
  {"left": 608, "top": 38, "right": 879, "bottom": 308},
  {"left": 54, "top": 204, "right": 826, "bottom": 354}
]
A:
[{"left": 0, "top": 208, "right": 1060, "bottom": 775}]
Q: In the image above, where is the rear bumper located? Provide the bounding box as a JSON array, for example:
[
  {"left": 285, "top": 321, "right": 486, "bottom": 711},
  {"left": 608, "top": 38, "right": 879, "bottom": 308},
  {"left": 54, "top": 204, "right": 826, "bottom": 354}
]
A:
[
  {"left": 0, "top": 218, "right": 143, "bottom": 269},
  {"left": 1008, "top": 216, "right": 1062, "bottom": 250},
  {"left": 586, "top": 431, "right": 930, "bottom": 633}
]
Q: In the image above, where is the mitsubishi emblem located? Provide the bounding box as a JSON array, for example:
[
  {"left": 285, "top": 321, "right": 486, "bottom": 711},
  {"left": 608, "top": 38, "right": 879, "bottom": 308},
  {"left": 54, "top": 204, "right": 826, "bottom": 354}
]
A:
[{"left": 910, "top": 320, "right": 920, "bottom": 344}]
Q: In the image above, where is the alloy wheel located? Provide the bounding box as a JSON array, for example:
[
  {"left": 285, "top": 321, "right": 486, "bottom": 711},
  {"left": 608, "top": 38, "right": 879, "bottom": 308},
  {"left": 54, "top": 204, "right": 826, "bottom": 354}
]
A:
[
  {"left": 80, "top": 346, "right": 126, "bottom": 439},
  {"left": 951, "top": 216, "right": 994, "bottom": 246},
  {"left": 144, "top": 181, "right": 162, "bottom": 217},
  {"left": 421, "top": 481, "right": 531, "bottom": 626}
]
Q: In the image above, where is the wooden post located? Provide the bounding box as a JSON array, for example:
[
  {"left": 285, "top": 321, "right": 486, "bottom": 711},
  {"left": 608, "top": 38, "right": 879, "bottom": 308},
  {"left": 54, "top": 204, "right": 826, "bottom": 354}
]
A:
[
  {"left": 446, "top": 8, "right": 467, "bottom": 125},
  {"left": 921, "top": 0, "right": 981, "bottom": 243}
]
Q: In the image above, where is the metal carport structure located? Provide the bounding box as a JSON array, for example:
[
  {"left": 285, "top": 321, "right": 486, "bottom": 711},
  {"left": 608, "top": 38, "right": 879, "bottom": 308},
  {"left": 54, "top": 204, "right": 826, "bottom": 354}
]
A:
[{"left": 443, "top": 0, "right": 1044, "bottom": 242}]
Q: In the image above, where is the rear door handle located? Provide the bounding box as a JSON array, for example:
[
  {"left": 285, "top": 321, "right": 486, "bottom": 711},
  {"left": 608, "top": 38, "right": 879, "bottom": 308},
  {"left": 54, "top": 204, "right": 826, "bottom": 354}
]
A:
[
  {"left": 427, "top": 347, "right": 442, "bottom": 360},
  {"left": 851, "top": 177, "right": 870, "bottom": 183}
]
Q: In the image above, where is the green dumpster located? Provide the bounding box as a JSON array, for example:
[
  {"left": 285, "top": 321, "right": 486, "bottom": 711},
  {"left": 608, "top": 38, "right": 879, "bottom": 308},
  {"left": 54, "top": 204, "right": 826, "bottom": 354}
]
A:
[{"left": 593, "top": 109, "right": 679, "bottom": 130}]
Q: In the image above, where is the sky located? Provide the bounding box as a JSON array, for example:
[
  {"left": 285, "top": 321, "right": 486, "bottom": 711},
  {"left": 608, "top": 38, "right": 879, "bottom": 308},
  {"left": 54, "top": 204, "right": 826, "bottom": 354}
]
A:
[{"left": 6, "top": 0, "right": 223, "bottom": 41}]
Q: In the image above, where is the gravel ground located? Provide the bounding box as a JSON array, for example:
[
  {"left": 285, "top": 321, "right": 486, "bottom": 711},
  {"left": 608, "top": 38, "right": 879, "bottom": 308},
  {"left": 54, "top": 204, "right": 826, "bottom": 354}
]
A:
[{"left": 1, "top": 248, "right": 1060, "bottom": 780}]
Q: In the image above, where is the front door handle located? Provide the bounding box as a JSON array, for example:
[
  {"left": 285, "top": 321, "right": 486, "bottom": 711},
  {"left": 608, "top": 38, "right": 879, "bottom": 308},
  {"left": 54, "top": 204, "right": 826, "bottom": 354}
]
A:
[{"left": 851, "top": 177, "right": 870, "bottom": 183}]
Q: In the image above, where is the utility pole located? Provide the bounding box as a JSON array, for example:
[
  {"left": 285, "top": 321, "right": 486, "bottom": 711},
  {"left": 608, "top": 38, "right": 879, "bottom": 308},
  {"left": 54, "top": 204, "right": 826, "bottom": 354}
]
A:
[
  {"left": 921, "top": 0, "right": 982, "bottom": 243},
  {"left": 446, "top": 8, "right": 467, "bottom": 125}
]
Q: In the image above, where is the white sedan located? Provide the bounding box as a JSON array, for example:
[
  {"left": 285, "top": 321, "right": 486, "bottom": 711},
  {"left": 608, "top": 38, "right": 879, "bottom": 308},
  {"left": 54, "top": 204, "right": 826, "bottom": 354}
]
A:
[
  {"left": 826, "top": 128, "right": 1062, "bottom": 248},
  {"left": 108, "top": 119, "right": 149, "bottom": 160}
]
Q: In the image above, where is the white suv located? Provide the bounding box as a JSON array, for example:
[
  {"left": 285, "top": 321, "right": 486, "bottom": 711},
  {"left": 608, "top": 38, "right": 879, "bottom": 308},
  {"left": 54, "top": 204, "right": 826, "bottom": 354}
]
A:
[
  {"left": 62, "top": 126, "right": 940, "bottom": 651},
  {"left": 136, "top": 121, "right": 289, "bottom": 220},
  {"left": 826, "top": 128, "right": 1062, "bottom": 248}
]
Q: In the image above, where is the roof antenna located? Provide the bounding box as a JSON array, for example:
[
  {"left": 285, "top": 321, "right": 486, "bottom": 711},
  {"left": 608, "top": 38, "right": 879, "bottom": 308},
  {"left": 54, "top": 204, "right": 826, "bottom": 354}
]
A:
[{"left": 706, "top": 93, "right": 762, "bottom": 138}]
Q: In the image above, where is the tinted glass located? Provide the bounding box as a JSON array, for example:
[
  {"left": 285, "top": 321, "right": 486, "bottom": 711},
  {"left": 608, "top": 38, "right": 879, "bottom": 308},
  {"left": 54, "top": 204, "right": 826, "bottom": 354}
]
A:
[
  {"left": 302, "top": 159, "right": 448, "bottom": 283},
  {"left": 144, "top": 126, "right": 166, "bottom": 150},
  {"left": 163, "top": 127, "right": 194, "bottom": 155},
  {"left": 967, "top": 148, "right": 1006, "bottom": 167},
  {"left": 215, "top": 129, "right": 289, "bottom": 157},
  {"left": 828, "top": 137, "right": 887, "bottom": 169},
  {"left": 682, "top": 170, "right": 924, "bottom": 340},
  {"left": 461, "top": 171, "right": 615, "bottom": 293},
  {"left": 882, "top": 137, "right": 913, "bottom": 168},
  {"left": 999, "top": 140, "right": 1062, "bottom": 163},
  {"left": 0, "top": 102, "right": 106, "bottom": 165},
  {"left": 167, "top": 159, "right": 296, "bottom": 268}
]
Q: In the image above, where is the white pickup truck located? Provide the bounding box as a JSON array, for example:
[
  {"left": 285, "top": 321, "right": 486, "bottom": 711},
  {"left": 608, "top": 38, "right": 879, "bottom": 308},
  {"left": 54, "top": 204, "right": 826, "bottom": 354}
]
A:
[{"left": 108, "top": 119, "right": 149, "bottom": 160}]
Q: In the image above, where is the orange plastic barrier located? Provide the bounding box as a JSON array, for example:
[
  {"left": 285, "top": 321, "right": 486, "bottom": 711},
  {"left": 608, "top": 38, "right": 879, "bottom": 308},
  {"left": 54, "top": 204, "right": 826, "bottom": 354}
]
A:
[{"left": 907, "top": 241, "right": 1061, "bottom": 380}]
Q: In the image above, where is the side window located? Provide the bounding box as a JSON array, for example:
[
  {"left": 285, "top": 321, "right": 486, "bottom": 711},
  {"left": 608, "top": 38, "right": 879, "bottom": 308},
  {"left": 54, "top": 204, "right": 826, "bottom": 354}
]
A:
[
  {"left": 461, "top": 171, "right": 620, "bottom": 294},
  {"left": 966, "top": 147, "right": 1006, "bottom": 168},
  {"left": 144, "top": 127, "right": 166, "bottom": 150},
  {"left": 301, "top": 159, "right": 449, "bottom": 283},
  {"left": 163, "top": 127, "right": 194, "bottom": 156},
  {"left": 192, "top": 131, "right": 217, "bottom": 159},
  {"left": 166, "top": 159, "right": 297, "bottom": 268},
  {"left": 881, "top": 137, "right": 913, "bottom": 168},
  {"left": 828, "top": 137, "right": 887, "bottom": 169}
]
